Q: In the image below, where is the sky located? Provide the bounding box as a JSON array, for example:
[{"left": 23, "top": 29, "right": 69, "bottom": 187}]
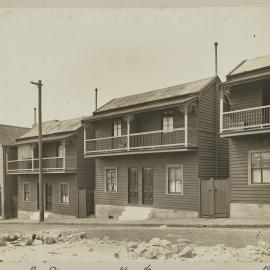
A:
[{"left": 0, "top": 7, "right": 270, "bottom": 127}]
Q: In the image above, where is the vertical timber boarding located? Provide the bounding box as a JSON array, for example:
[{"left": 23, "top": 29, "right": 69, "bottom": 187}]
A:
[{"left": 200, "top": 178, "right": 230, "bottom": 218}]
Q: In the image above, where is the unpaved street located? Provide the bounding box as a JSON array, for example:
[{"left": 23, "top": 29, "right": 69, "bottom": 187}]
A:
[{"left": 0, "top": 224, "right": 270, "bottom": 262}]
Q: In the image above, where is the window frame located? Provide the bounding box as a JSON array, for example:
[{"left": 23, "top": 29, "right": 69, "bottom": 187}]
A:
[
  {"left": 23, "top": 182, "right": 31, "bottom": 202},
  {"left": 248, "top": 150, "right": 270, "bottom": 186},
  {"left": 104, "top": 167, "right": 118, "bottom": 193},
  {"left": 113, "top": 119, "right": 122, "bottom": 137},
  {"left": 166, "top": 164, "right": 184, "bottom": 195},
  {"left": 162, "top": 115, "right": 174, "bottom": 133},
  {"left": 59, "top": 182, "right": 70, "bottom": 205}
]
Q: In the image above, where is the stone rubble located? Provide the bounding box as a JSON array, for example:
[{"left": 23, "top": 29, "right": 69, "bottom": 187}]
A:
[{"left": 0, "top": 231, "right": 87, "bottom": 247}]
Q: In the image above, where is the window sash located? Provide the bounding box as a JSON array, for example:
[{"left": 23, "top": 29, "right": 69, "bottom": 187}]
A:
[
  {"left": 163, "top": 116, "right": 173, "bottom": 132},
  {"left": 251, "top": 151, "right": 270, "bottom": 184},
  {"left": 106, "top": 169, "right": 117, "bottom": 192},
  {"left": 113, "top": 120, "right": 122, "bottom": 137},
  {"left": 60, "top": 184, "right": 69, "bottom": 203},
  {"left": 167, "top": 166, "right": 183, "bottom": 194},
  {"left": 23, "top": 183, "right": 31, "bottom": 201}
]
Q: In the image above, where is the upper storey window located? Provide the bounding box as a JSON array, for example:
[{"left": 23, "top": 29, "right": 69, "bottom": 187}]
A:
[
  {"left": 163, "top": 115, "right": 173, "bottom": 132},
  {"left": 113, "top": 119, "right": 122, "bottom": 137}
]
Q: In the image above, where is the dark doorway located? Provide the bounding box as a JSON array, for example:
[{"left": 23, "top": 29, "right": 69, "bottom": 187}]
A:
[
  {"left": 45, "top": 183, "right": 52, "bottom": 211},
  {"left": 142, "top": 167, "right": 153, "bottom": 205},
  {"left": 128, "top": 168, "right": 139, "bottom": 204},
  {"left": 263, "top": 81, "right": 270, "bottom": 106}
]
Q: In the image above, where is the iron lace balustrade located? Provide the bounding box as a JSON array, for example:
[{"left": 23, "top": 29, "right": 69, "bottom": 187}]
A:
[
  {"left": 223, "top": 105, "right": 270, "bottom": 132},
  {"left": 85, "top": 128, "right": 186, "bottom": 154}
]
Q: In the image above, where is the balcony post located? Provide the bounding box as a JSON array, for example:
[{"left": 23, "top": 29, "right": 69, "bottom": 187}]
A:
[
  {"left": 127, "top": 115, "right": 130, "bottom": 151},
  {"left": 83, "top": 124, "right": 86, "bottom": 155},
  {"left": 63, "top": 141, "right": 66, "bottom": 170},
  {"left": 31, "top": 144, "right": 34, "bottom": 171},
  {"left": 184, "top": 104, "right": 188, "bottom": 147},
  {"left": 219, "top": 85, "right": 224, "bottom": 133}
]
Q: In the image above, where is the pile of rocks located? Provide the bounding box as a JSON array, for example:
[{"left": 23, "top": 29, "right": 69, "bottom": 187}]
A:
[
  {"left": 0, "top": 231, "right": 87, "bottom": 247},
  {"left": 126, "top": 237, "right": 195, "bottom": 260}
]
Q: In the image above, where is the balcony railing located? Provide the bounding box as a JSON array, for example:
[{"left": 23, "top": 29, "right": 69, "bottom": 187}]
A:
[
  {"left": 6, "top": 156, "right": 77, "bottom": 174},
  {"left": 222, "top": 105, "right": 270, "bottom": 132},
  {"left": 85, "top": 128, "right": 186, "bottom": 154}
]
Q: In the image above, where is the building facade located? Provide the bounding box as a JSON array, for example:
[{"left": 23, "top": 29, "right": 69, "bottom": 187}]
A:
[
  {"left": 220, "top": 54, "right": 270, "bottom": 218},
  {"left": 83, "top": 76, "right": 229, "bottom": 220},
  {"left": 4, "top": 118, "right": 95, "bottom": 220},
  {"left": 0, "top": 124, "right": 29, "bottom": 219}
]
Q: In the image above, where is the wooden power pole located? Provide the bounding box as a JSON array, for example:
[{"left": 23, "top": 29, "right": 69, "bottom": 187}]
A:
[{"left": 30, "top": 80, "right": 44, "bottom": 222}]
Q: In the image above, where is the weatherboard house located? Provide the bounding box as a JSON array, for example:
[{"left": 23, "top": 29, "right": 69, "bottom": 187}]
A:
[
  {"left": 0, "top": 124, "right": 29, "bottom": 219},
  {"left": 4, "top": 118, "right": 95, "bottom": 220},
  {"left": 220, "top": 54, "right": 270, "bottom": 218},
  {"left": 83, "top": 76, "right": 229, "bottom": 220}
]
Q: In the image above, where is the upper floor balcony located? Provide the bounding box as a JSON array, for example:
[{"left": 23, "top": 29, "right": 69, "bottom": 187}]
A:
[
  {"left": 6, "top": 139, "right": 77, "bottom": 174},
  {"left": 219, "top": 79, "right": 270, "bottom": 137},
  {"left": 84, "top": 104, "right": 198, "bottom": 157}
]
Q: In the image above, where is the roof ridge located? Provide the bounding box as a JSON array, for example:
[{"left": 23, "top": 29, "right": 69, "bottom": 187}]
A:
[
  {"left": 107, "top": 76, "right": 216, "bottom": 102},
  {"left": 0, "top": 123, "right": 29, "bottom": 129}
]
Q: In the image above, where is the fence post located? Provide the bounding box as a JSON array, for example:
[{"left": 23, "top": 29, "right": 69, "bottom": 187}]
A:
[{"left": 210, "top": 177, "right": 215, "bottom": 217}]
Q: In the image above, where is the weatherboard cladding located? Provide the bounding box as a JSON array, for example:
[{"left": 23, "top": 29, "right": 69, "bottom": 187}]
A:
[
  {"left": 229, "top": 134, "right": 270, "bottom": 204},
  {"left": 17, "top": 174, "right": 78, "bottom": 216},
  {"left": 95, "top": 152, "right": 199, "bottom": 211}
]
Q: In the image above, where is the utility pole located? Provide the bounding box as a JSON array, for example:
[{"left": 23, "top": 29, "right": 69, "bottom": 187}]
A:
[{"left": 30, "top": 80, "right": 44, "bottom": 222}]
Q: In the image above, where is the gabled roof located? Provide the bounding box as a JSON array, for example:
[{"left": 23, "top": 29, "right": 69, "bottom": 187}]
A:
[
  {"left": 93, "top": 76, "right": 217, "bottom": 117},
  {"left": 0, "top": 124, "right": 29, "bottom": 145},
  {"left": 18, "top": 117, "right": 83, "bottom": 140},
  {"left": 227, "top": 54, "right": 270, "bottom": 77}
]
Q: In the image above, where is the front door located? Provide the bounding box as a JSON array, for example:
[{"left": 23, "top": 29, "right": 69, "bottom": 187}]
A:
[
  {"left": 142, "top": 167, "right": 153, "bottom": 205},
  {"left": 45, "top": 183, "right": 52, "bottom": 211},
  {"left": 128, "top": 168, "right": 139, "bottom": 204}
]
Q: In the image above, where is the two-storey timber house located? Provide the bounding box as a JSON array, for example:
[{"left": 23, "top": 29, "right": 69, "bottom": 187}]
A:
[
  {"left": 83, "top": 76, "right": 229, "bottom": 220},
  {"left": 220, "top": 54, "right": 270, "bottom": 218},
  {"left": 4, "top": 118, "right": 95, "bottom": 220}
]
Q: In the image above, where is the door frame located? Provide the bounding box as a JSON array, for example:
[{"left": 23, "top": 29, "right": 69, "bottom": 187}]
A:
[
  {"left": 44, "top": 183, "right": 53, "bottom": 212},
  {"left": 142, "top": 167, "right": 153, "bottom": 205},
  {"left": 128, "top": 167, "right": 139, "bottom": 205}
]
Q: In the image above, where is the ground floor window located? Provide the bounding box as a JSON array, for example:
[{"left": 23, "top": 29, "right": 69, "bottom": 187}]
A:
[
  {"left": 59, "top": 183, "right": 69, "bottom": 204},
  {"left": 166, "top": 164, "right": 183, "bottom": 194},
  {"left": 105, "top": 167, "right": 117, "bottom": 192},
  {"left": 251, "top": 151, "right": 270, "bottom": 184},
  {"left": 23, "top": 182, "right": 31, "bottom": 201}
]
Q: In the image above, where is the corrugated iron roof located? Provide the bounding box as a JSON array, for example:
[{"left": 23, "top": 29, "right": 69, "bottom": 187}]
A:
[
  {"left": 18, "top": 117, "right": 83, "bottom": 140},
  {"left": 0, "top": 125, "right": 29, "bottom": 145},
  {"left": 228, "top": 54, "right": 270, "bottom": 77},
  {"left": 10, "top": 133, "right": 73, "bottom": 146},
  {"left": 89, "top": 95, "right": 197, "bottom": 121},
  {"left": 95, "top": 76, "right": 217, "bottom": 113}
]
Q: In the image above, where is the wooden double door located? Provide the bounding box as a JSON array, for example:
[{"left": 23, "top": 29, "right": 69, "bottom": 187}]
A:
[
  {"left": 128, "top": 167, "right": 153, "bottom": 205},
  {"left": 200, "top": 178, "right": 229, "bottom": 218}
]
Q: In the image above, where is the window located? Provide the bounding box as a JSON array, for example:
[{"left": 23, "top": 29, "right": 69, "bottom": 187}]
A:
[
  {"left": 56, "top": 144, "right": 64, "bottom": 157},
  {"left": 60, "top": 183, "right": 69, "bottom": 204},
  {"left": 163, "top": 116, "right": 173, "bottom": 132},
  {"left": 167, "top": 165, "right": 183, "bottom": 194},
  {"left": 23, "top": 183, "right": 31, "bottom": 201},
  {"left": 251, "top": 151, "right": 270, "bottom": 184},
  {"left": 113, "top": 119, "right": 122, "bottom": 137},
  {"left": 105, "top": 168, "right": 117, "bottom": 192}
]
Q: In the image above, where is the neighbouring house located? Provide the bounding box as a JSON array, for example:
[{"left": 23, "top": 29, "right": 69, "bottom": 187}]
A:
[
  {"left": 4, "top": 117, "right": 95, "bottom": 220},
  {"left": 0, "top": 124, "right": 29, "bottom": 219},
  {"left": 220, "top": 54, "right": 270, "bottom": 218},
  {"left": 83, "top": 76, "right": 229, "bottom": 220}
]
